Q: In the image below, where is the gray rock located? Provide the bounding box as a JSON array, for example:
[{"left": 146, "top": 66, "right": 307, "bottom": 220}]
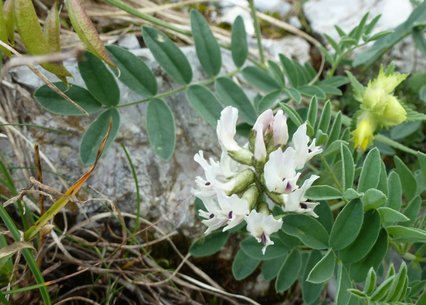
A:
[
  {"left": 304, "top": 0, "right": 413, "bottom": 40},
  {"left": 6, "top": 37, "right": 310, "bottom": 234}
]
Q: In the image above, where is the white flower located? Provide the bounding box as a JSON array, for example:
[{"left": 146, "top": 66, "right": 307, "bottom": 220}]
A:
[
  {"left": 193, "top": 151, "right": 238, "bottom": 195},
  {"left": 263, "top": 148, "right": 300, "bottom": 194},
  {"left": 252, "top": 109, "right": 289, "bottom": 161},
  {"left": 217, "top": 106, "right": 253, "bottom": 163},
  {"left": 198, "top": 196, "right": 228, "bottom": 235},
  {"left": 282, "top": 175, "right": 320, "bottom": 217},
  {"left": 198, "top": 191, "right": 250, "bottom": 234},
  {"left": 218, "top": 192, "right": 250, "bottom": 231},
  {"left": 245, "top": 210, "right": 283, "bottom": 254},
  {"left": 291, "top": 123, "right": 322, "bottom": 169},
  {"left": 273, "top": 110, "right": 288, "bottom": 146}
]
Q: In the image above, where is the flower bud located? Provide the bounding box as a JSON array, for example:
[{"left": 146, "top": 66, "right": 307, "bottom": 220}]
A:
[
  {"left": 227, "top": 169, "right": 255, "bottom": 195},
  {"left": 381, "top": 95, "right": 407, "bottom": 127},
  {"left": 353, "top": 113, "right": 376, "bottom": 151},
  {"left": 241, "top": 185, "right": 259, "bottom": 210}
]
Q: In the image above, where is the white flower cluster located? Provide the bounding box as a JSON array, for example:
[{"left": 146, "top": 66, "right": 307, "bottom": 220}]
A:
[{"left": 193, "top": 106, "right": 322, "bottom": 254}]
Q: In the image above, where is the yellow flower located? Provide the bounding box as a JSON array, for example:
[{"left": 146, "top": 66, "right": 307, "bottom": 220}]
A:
[
  {"left": 352, "top": 66, "right": 408, "bottom": 150},
  {"left": 353, "top": 113, "right": 376, "bottom": 151}
]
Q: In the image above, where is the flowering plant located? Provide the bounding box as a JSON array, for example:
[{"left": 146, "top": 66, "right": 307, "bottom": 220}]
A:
[{"left": 194, "top": 106, "right": 322, "bottom": 253}]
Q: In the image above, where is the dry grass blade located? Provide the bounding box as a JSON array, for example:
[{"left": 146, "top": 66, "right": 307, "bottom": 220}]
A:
[
  {"left": 24, "top": 119, "right": 114, "bottom": 241},
  {"left": 0, "top": 40, "right": 88, "bottom": 115},
  {"left": 0, "top": 48, "right": 84, "bottom": 80},
  {"left": 0, "top": 241, "right": 34, "bottom": 260}
]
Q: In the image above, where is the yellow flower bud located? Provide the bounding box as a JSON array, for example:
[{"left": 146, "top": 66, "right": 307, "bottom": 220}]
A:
[
  {"left": 353, "top": 113, "right": 376, "bottom": 151},
  {"left": 381, "top": 95, "right": 407, "bottom": 127},
  {"left": 369, "top": 66, "right": 408, "bottom": 94},
  {"left": 360, "top": 67, "right": 408, "bottom": 129}
]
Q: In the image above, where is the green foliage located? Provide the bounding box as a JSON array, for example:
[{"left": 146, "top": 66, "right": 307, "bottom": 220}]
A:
[
  {"left": 146, "top": 99, "right": 176, "bottom": 160},
  {"left": 80, "top": 108, "right": 121, "bottom": 165},
  {"left": 231, "top": 16, "right": 248, "bottom": 67},
  {"left": 142, "top": 26, "right": 193, "bottom": 84},
  {"left": 106, "top": 44, "right": 157, "bottom": 97},
  {"left": 191, "top": 10, "right": 222, "bottom": 76},
  {"left": 189, "top": 231, "right": 230, "bottom": 257}
]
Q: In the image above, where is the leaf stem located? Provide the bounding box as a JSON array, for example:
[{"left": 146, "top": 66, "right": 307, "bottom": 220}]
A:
[
  {"left": 248, "top": 0, "right": 265, "bottom": 66},
  {"left": 117, "top": 68, "right": 239, "bottom": 108}
]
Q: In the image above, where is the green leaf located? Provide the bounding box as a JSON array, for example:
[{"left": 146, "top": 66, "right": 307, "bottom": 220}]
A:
[
  {"left": 402, "top": 196, "right": 421, "bottom": 226},
  {"left": 339, "top": 210, "right": 381, "bottom": 264},
  {"left": 240, "top": 235, "right": 289, "bottom": 260},
  {"left": 186, "top": 85, "right": 222, "bottom": 128},
  {"left": 242, "top": 66, "right": 281, "bottom": 92},
  {"left": 305, "top": 185, "right": 342, "bottom": 200},
  {"left": 146, "top": 99, "right": 176, "bottom": 160},
  {"left": 394, "top": 156, "right": 417, "bottom": 200},
  {"left": 78, "top": 51, "right": 120, "bottom": 106},
  {"left": 320, "top": 76, "right": 349, "bottom": 87},
  {"left": 307, "top": 96, "right": 318, "bottom": 128},
  {"left": 142, "top": 26, "right": 192, "bottom": 84},
  {"left": 317, "top": 101, "right": 332, "bottom": 132},
  {"left": 275, "top": 249, "right": 301, "bottom": 293},
  {"left": 190, "top": 231, "right": 230, "bottom": 257},
  {"left": 283, "top": 87, "right": 302, "bottom": 104},
  {"left": 215, "top": 77, "right": 257, "bottom": 124},
  {"left": 301, "top": 251, "right": 324, "bottom": 304},
  {"left": 335, "top": 263, "right": 352, "bottom": 305},
  {"left": 377, "top": 207, "right": 410, "bottom": 225},
  {"left": 377, "top": 159, "right": 388, "bottom": 195},
  {"left": 280, "top": 102, "right": 303, "bottom": 126},
  {"left": 350, "top": 229, "right": 388, "bottom": 282},
  {"left": 328, "top": 112, "right": 342, "bottom": 144},
  {"left": 232, "top": 249, "right": 260, "bottom": 280},
  {"left": 357, "top": 148, "right": 381, "bottom": 192},
  {"left": 348, "top": 289, "right": 368, "bottom": 299},
  {"left": 281, "top": 214, "right": 329, "bottom": 249},
  {"left": 191, "top": 10, "right": 221, "bottom": 76},
  {"left": 386, "top": 225, "right": 426, "bottom": 243},
  {"left": 315, "top": 201, "right": 333, "bottom": 232},
  {"left": 106, "top": 44, "right": 157, "bottom": 97},
  {"left": 317, "top": 84, "right": 342, "bottom": 96},
  {"left": 385, "top": 262, "right": 408, "bottom": 302},
  {"left": 231, "top": 16, "right": 248, "bottom": 67},
  {"left": 364, "top": 268, "right": 377, "bottom": 295},
  {"left": 268, "top": 60, "right": 285, "bottom": 86},
  {"left": 413, "top": 27, "right": 426, "bottom": 57},
  {"left": 369, "top": 275, "right": 395, "bottom": 302},
  {"left": 346, "top": 71, "right": 364, "bottom": 102},
  {"left": 34, "top": 82, "right": 102, "bottom": 116},
  {"left": 298, "top": 85, "right": 326, "bottom": 100},
  {"left": 341, "top": 144, "right": 355, "bottom": 189},
  {"left": 257, "top": 90, "right": 281, "bottom": 113},
  {"left": 387, "top": 171, "right": 402, "bottom": 210},
  {"left": 279, "top": 54, "right": 300, "bottom": 87},
  {"left": 343, "top": 188, "right": 362, "bottom": 201},
  {"left": 419, "top": 152, "right": 426, "bottom": 183},
  {"left": 307, "top": 249, "right": 335, "bottom": 284},
  {"left": 353, "top": 1, "right": 426, "bottom": 66},
  {"left": 362, "top": 189, "right": 387, "bottom": 211},
  {"left": 329, "top": 199, "right": 364, "bottom": 250},
  {"left": 261, "top": 256, "right": 285, "bottom": 281},
  {"left": 80, "top": 108, "right": 120, "bottom": 165},
  {"left": 390, "top": 121, "right": 422, "bottom": 140}
]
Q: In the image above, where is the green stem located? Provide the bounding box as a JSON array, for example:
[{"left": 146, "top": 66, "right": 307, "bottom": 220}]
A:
[
  {"left": 117, "top": 68, "right": 239, "bottom": 108},
  {"left": 374, "top": 134, "right": 418, "bottom": 156},
  {"left": 0, "top": 206, "right": 51, "bottom": 305},
  {"left": 248, "top": 0, "right": 265, "bottom": 65},
  {"left": 104, "top": 0, "right": 191, "bottom": 35},
  {"left": 121, "top": 144, "right": 141, "bottom": 233}
]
